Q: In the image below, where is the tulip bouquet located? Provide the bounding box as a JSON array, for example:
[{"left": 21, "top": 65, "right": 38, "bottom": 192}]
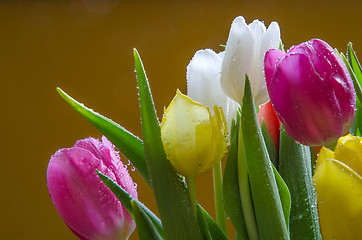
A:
[{"left": 47, "top": 16, "right": 362, "bottom": 240}]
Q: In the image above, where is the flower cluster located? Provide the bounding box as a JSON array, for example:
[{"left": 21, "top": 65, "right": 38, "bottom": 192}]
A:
[{"left": 47, "top": 15, "right": 362, "bottom": 240}]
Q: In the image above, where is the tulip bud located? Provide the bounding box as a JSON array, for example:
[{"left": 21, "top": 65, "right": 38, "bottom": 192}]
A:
[
  {"left": 220, "top": 16, "right": 281, "bottom": 106},
  {"left": 257, "top": 101, "right": 281, "bottom": 150},
  {"left": 187, "top": 49, "right": 240, "bottom": 136},
  {"left": 313, "top": 134, "right": 362, "bottom": 239},
  {"left": 161, "top": 90, "right": 227, "bottom": 177},
  {"left": 47, "top": 136, "right": 137, "bottom": 240},
  {"left": 265, "top": 39, "right": 356, "bottom": 146}
]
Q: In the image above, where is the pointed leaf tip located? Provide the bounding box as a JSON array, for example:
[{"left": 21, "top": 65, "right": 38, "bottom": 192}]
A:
[
  {"left": 131, "top": 199, "right": 164, "bottom": 240},
  {"left": 57, "top": 87, "right": 66, "bottom": 97},
  {"left": 133, "top": 48, "right": 141, "bottom": 61},
  {"left": 56, "top": 87, "right": 151, "bottom": 186}
]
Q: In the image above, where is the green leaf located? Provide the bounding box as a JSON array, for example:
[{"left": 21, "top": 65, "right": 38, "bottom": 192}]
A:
[
  {"left": 134, "top": 49, "right": 202, "bottom": 240},
  {"left": 57, "top": 88, "right": 150, "bottom": 186},
  {"left": 223, "top": 114, "right": 248, "bottom": 240},
  {"left": 261, "top": 121, "right": 291, "bottom": 228},
  {"left": 96, "top": 170, "right": 165, "bottom": 238},
  {"left": 347, "top": 43, "right": 362, "bottom": 86},
  {"left": 196, "top": 206, "right": 212, "bottom": 240},
  {"left": 235, "top": 233, "right": 243, "bottom": 240},
  {"left": 261, "top": 120, "right": 278, "bottom": 168},
  {"left": 279, "top": 126, "right": 321, "bottom": 240},
  {"left": 238, "top": 113, "right": 259, "bottom": 240},
  {"left": 339, "top": 52, "right": 362, "bottom": 105},
  {"left": 241, "top": 76, "right": 289, "bottom": 239},
  {"left": 347, "top": 43, "right": 362, "bottom": 137},
  {"left": 197, "top": 205, "right": 229, "bottom": 240},
  {"left": 272, "top": 163, "right": 291, "bottom": 229},
  {"left": 350, "top": 113, "right": 358, "bottom": 136},
  {"left": 279, "top": 41, "right": 285, "bottom": 51},
  {"left": 131, "top": 200, "right": 164, "bottom": 240},
  {"left": 356, "top": 100, "right": 362, "bottom": 137}
]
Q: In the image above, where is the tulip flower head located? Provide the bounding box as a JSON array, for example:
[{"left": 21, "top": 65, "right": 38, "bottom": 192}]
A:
[
  {"left": 161, "top": 90, "right": 227, "bottom": 177},
  {"left": 220, "top": 16, "right": 281, "bottom": 106},
  {"left": 47, "top": 136, "right": 137, "bottom": 240},
  {"left": 313, "top": 134, "right": 362, "bottom": 240},
  {"left": 265, "top": 39, "right": 356, "bottom": 146},
  {"left": 187, "top": 49, "right": 240, "bottom": 135}
]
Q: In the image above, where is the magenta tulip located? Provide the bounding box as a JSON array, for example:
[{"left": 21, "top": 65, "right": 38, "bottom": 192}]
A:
[
  {"left": 265, "top": 39, "right": 356, "bottom": 146},
  {"left": 47, "top": 136, "right": 137, "bottom": 240}
]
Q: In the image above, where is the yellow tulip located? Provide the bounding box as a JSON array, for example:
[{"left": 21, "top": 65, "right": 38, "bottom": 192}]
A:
[
  {"left": 313, "top": 134, "right": 362, "bottom": 240},
  {"left": 160, "top": 89, "right": 227, "bottom": 177}
]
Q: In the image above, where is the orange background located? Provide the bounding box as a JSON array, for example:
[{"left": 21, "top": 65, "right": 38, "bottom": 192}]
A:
[{"left": 1, "top": 0, "right": 362, "bottom": 239}]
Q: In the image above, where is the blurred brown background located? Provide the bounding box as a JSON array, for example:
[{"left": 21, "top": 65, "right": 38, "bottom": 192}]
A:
[{"left": 1, "top": 0, "right": 361, "bottom": 239}]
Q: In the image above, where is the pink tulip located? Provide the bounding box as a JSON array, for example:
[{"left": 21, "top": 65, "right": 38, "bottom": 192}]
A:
[
  {"left": 264, "top": 39, "right": 356, "bottom": 146},
  {"left": 47, "top": 136, "right": 137, "bottom": 240}
]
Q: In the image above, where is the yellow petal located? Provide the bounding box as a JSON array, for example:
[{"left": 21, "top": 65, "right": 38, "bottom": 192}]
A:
[
  {"left": 198, "top": 106, "right": 227, "bottom": 172},
  {"left": 313, "top": 159, "right": 362, "bottom": 240},
  {"left": 315, "top": 147, "right": 334, "bottom": 171},
  {"left": 161, "top": 90, "right": 227, "bottom": 177},
  {"left": 334, "top": 134, "right": 362, "bottom": 177}
]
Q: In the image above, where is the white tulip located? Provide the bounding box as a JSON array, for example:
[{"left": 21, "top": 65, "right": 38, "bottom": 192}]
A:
[
  {"left": 220, "top": 16, "right": 281, "bottom": 106},
  {"left": 187, "top": 49, "right": 240, "bottom": 135}
]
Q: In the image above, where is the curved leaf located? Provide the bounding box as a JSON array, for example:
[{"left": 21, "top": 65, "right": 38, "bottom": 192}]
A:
[
  {"left": 223, "top": 116, "right": 248, "bottom": 239},
  {"left": 57, "top": 88, "right": 150, "bottom": 186},
  {"left": 96, "top": 170, "right": 164, "bottom": 238},
  {"left": 131, "top": 200, "right": 164, "bottom": 240},
  {"left": 134, "top": 49, "right": 202, "bottom": 240},
  {"left": 241, "top": 76, "right": 289, "bottom": 239}
]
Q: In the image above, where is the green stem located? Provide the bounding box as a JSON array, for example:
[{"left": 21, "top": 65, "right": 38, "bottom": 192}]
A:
[
  {"left": 213, "top": 162, "right": 227, "bottom": 234},
  {"left": 187, "top": 176, "right": 197, "bottom": 216},
  {"left": 238, "top": 123, "right": 259, "bottom": 240}
]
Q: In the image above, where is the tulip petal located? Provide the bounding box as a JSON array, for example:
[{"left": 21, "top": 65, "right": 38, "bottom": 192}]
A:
[
  {"left": 264, "top": 49, "right": 285, "bottom": 90},
  {"left": 269, "top": 52, "right": 343, "bottom": 146},
  {"left": 220, "top": 17, "right": 280, "bottom": 106},
  {"left": 265, "top": 39, "right": 355, "bottom": 146},
  {"left": 258, "top": 101, "right": 281, "bottom": 150},
  {"left": 220, "top": 16, "right": 254, "bottom": 104},
  {"left": 313, "top": 159, "right": 362, "bottom": 240},
  {"left": 309, "top": 40, "right": 355, "bottom": 132},
  {"left": 47, "top": 144, "right": 135, "bottom": 240},
  {"left": 314, "top": 147, "right": 334, "bottom": 170},
  {"left": 161, "top": 90, "right": 210, "bottom": 176},
  {"left": 187, "top": 49, "right": 239, "bottom": 133},
  {"left": 161, "top": 90, "right": 227, "bottom": 177},
  {"left": 252, "top": 21, "right": 281, "bottom": 105},
  {"left": 334, "top": 134, "right": 362, "bottom": 177}
]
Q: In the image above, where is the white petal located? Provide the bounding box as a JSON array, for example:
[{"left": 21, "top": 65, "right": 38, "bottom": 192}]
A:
[
  {"left": 249, "top": 19, "right": 267, "bottom": 35},
  {"left": 187, "top": 49, "right": 239, "bottom": 136},
  {"left": 220, "top": 17, "right": 281, "bottom": 106},
  {"left": 248, "top": 20, "right": 269, "bottom": 105},
  {"left": 220, "top": 16, "right": 255, "bottom": 104},
  {"left": 253, "top": 21, "right": 281, "bottom": 105}
]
